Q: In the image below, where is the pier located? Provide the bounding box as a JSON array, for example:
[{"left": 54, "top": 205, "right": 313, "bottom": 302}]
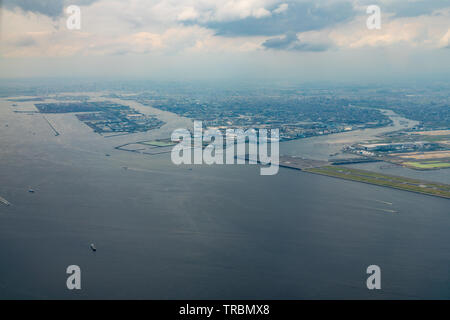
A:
[{"left": 42, "top": 116, "right": 60, "bottom": 136}]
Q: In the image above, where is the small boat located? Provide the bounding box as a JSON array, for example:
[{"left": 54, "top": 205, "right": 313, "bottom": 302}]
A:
[
  {"left": 90, "top": 243, "right": 97, "bottom": 252},
  {"left": 28, "top": 189, "right": 35, "bottom": 193},
  {"left": 0, "top": 196, "right": 11, "bottom": 206}
]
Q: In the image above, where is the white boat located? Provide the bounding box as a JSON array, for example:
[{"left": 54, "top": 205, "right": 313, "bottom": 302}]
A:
[{"left": 0, "top": 196, "right": 11, "bottom": 206}]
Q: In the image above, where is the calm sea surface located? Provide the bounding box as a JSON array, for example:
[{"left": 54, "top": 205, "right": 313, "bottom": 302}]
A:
[{"left": 0, "top": 99, "right": 448, "bottom": 299}]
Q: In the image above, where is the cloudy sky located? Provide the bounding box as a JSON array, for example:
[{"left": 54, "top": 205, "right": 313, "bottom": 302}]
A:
[{"left": 0, "top": 0, "right": 449, "bottom": 81}]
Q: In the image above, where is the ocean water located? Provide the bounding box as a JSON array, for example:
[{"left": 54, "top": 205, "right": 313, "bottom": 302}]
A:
[{"left": 0, "top": 98, "right": 449, "bottom": 299}]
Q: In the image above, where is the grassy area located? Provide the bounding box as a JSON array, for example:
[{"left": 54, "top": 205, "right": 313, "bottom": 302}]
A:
[
  {"left": 304, "top": 166, "right": 450, "bottom": 199},
  {"left": 404, "top": 161, "right": 450, "bottom": 169}
]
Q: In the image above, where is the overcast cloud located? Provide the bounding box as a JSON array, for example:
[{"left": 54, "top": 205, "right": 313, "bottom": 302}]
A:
[{"left": 0, "top": 0, "right": 449, "bottom": 80}]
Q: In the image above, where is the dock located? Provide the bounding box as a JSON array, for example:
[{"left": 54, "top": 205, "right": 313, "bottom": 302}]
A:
[{"left": 42, "top": 116, "right": 60, "bottom": 136}]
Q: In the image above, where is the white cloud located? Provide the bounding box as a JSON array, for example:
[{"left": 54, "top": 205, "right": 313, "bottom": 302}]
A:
[
  {"left": 273, "top": 3, "right": 288, "bottom": 14},
  {"left": 439, "top": 29, "right": 450, "bottom": 48},
  {"left": 1, "top": 0, "right": 449, "bottom": 58},
  {"left": 177, "top": 7, "right": 200, "bottom": 21},
  {"left": 328, "top": 8, "right": 450, "bottom": 49}
]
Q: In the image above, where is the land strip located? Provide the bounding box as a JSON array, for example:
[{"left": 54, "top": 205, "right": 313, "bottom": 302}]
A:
[{"left": 303, "top": 166, "right": 450, "bottom": 199}]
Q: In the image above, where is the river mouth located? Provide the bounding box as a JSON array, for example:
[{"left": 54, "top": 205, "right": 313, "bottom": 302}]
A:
[{"left": 280, "top": 109, "right": 419, "bottom": 161}]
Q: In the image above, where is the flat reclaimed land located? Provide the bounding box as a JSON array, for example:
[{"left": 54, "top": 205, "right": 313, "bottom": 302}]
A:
[
  {"left": 304, "top": 166, "right": 450, "bottom": 199},
  {"left": 279, "top": 156, "right": 329, "bottom": 170},
  {"left": 412, "top": 130, "right": 450, "bottom": 136},
  {"left": 392, "top": 150, "right": 450, "bottom": 159},
  {"left": 403, "top": 161, "right": 450, "bottom": 169}
]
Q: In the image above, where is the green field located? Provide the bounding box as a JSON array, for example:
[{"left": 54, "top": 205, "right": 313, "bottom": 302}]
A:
[
  {"left": 304, "top": 166, "right": 450, "bottom": 199},
  {"left": 404, "top": 161, "right": 450, "bottom": 169}
]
